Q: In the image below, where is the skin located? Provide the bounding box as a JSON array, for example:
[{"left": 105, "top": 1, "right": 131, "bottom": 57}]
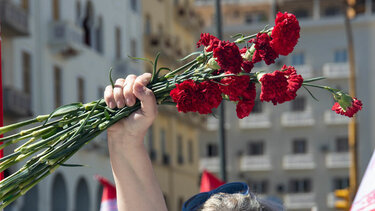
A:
[{"left": 104, "top": 73, "right": 168, "bottom": 211}]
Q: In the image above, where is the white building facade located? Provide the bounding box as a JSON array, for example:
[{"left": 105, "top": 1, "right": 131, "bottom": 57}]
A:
[
  {"left": 196, "top": 0, "right": 374, "bottom": 210},
  {"left": 1, "top": 0, "right": 143, "bottom": 210}
]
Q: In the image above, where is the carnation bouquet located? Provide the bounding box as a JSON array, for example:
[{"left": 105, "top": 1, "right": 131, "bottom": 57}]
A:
[{"left": 0, "top": 12, "right": 362, "bottom": 208}]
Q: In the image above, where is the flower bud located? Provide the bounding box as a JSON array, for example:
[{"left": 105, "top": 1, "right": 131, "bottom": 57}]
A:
[{"left": 206, "top": 58, "right": 221, "bottom": 70}]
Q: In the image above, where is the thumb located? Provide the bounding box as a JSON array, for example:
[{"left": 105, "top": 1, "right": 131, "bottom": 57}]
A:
[{"left": 133, "top": 74, "right": 157, "bottom": 118}]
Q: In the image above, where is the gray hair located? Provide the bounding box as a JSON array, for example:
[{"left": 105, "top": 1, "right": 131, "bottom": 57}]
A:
[{"left": 198, "top": 192, "right": 283, "bottom": 211}]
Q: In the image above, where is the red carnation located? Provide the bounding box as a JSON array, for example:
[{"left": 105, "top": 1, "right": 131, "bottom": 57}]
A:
[
  {"left": 251, "top": 33, "right": 278, "bottom": 65},
  {"left": 239, "top": 47, "right": 248, "bottom": 55},
  {"left": 242, "top": 60, "right": 254, "bottom": 73},
  {"left": 219, "top": 75, "right": 250, "bottom": 101},
  {"left": 236, "top": 83, "right": 256, "bottom": 119},
  {"left": 196, "top": 81, "right": 223, "bottom": 114},
  {"left": 170, "top": 80, "right": 223, "bottom": 114},
  {"left": 170, "top": 80, "right": 199, "bottom": 113},
  {"left": 213, "top": 41, "right": 243, "bottom": 74},
  {"left": 332, "top": 98, "right": 362, "bottom": 118},
  {"left": 196, "top": 33, "right": 220, "bottom": 52},
  {"left": 259, "top": 65, "right": 303, "bottom": 105},
  {"left": 270, "top": 12, "right": 300, "bottom": 56}
]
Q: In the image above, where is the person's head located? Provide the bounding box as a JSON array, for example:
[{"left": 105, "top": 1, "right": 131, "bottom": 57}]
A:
[{"left": 182, "top": 182, "right": 283, "bottom": 211}]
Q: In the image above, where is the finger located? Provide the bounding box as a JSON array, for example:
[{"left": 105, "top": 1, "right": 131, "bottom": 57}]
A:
[
  {"left": 104, "top": 85, "right": 116, "bottom": 109},
  {"left": 113, "top": 78, "right": 126, "bottom": 108},
  {"left": 133, "top": 73, "right": 157, "bottom": 118},
  {"left": 123, "top": 74, "right": 137, "bottom": 107}
]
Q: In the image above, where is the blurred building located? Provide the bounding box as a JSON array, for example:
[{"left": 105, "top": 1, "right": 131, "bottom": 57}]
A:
[
  {"left": 141, "top": 0, "right": 205, "bottom": 210},
  {"left": 1, "top": 0, "right": 142, "bottom": 210},
  {"left": 195, "top": 0, "right": 373, "bottom": 210}
]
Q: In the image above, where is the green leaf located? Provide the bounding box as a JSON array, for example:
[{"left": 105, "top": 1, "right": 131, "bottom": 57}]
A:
[
  {"left": 179, "top": 52, "right": 202, "bottom": 61},
  {"left": 43, "top": 103, "right": 83, "bottom": 126},
  {"left": 60, "top": 163, "right": 87, "bottom": 167},
  {"left": 128, "top": 55, "right": 153, "bottom": 65},
  {"left": 104, "top": 109, "right": 110, "bottom": 120},
  {"left": 303, "top": 85, "right": 319, "bottom": 102},
  {"left": 151, "top": 52, "right": 161, "bottom": 83},
  {"left": 109, "top": 67, "right": 115, "bottom": 89}
]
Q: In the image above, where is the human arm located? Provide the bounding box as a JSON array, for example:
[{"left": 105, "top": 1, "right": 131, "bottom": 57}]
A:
[{"left": 104, "top": 73, "right": 167, "bottom": 211}]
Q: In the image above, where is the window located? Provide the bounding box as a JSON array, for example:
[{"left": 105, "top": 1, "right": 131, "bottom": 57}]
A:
[
  {"left": 247, "top": 141, "right": 264, "bottom": 156},
  {"left": 332, "top": 177, "right": 349, "bottom": 190},
  {"left": 324, "top": 7, "right": 342, "bottom": 17},
  {"left": 22, "top": 52, "right": 31, "bottom": 94},
  {"left": 52, "top": 174, "right": 68, "bottom": 211},
  {"left": 252, "top": 99, "right": 262, "bottom": 113},
  {"left": 130, "top": 0, "right": 137, "bottom": 12},
  {"left": 145, "top": 14, "right": 151, "bottom": 35},
  {"left": 207, "top": 143, "right": 218, "bottom": 157},
  {"left": 83, "top": 1, "right": 94, "bottom": 46},
  {"left": 161, "top": 129, "right": 169, "bottom": 165},
  {"left": 96, "top": 17, "right": 103, "bottom": 53},
  {"left": 291, "top": 96, "right": 306, "bottom": 111},
  {"left": 52, "top": 0, "right": 60, "bottom": 21},
  {"left": 188, "top": 140, "right": 193, "bottom": 163},
  {"left": 249, "top": 180, "right": 268, "bottom": 194},
  {"left": 54, "top": 66, "right": 62, "bottom": 108},
  {"left": 289, "top": 178, "right": 312, "bottom": 193},
  {"left": 293, "top": 9, "right": 309, "bottom": 18},
  {"left": 115, "top": 27, "right": 122, "bottom": 59},
  {"left": 177, "top": 135, "right": 184, "bottom": 164},
  {"left": 130, "top": 39, "right": 137, "bottom": 57},
  {"left": 244, "top": 12, "right": 253, "bottom": 24},
  {"left": 77, "top": 77, "right": 85, "bottom": 102},
  {"left": 74, "top": 178, "right": 90, "bottom": 211},
  {"left": 291, "top": 52, "right": 305, "bottom": 66},
  {"left": 292, "top": 139, "right": 307, "bottom": 154},
  {"left": 335, "top": 137, "right": 349, "bottom": 152},
  {"left": 334, "top": 49, "right": 347, "bottom": 63}
]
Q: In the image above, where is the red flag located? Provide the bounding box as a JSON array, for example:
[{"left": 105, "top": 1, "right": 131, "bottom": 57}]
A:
[
  {"left": 95, "top": 175, "right": 117, "bottom": 211},
  {"left": 200, "top": 170, "right": 225, "bottom": 193}
]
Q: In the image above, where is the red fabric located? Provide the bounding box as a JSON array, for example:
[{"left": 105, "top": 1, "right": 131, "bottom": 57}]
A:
[
  {"left": 95, "top": 175, "right": 117, "bottom": 201},
  {"left": 0, "top": 25, "right": 4, "bottom": 180},
  {"left": 200, "top": 170, "right": 225, "bottom": 193}
]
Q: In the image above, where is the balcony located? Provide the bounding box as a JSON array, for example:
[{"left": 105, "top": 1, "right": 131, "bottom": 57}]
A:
[
  {"left": 283, "top": 154, "right": 315, "bottom": 170},
  {"left": 294, "top": 65, "right": 313, "bottom": 78},
  {"left": 323, "top": 63, "right": 349, "bottom": 79},
  {"left": 239, "top": 113, "right": 271, "bottom": 129},
  {"left": 240, "top": 155, "right": 271, "bottom": 171},
  {"left": 281, "top": 111, "right": 315, "bottom": 127},
  {"left": 326, "top": 152, "right": 350, "bottom": 169},
  {"left": 48, "top": 20, "right": 83, "bottom": 56},
  {"left": 324, "top": 110, "right": 350, "bottom": 125},
  {"left": 199, "top": 157, "right": 219, "bottom": 172},
  {"left": 0, "top": 0, "right": 29, "bottom": 36},
  {"left": 3, "top": 87, "right": 32, "bottom": 117},
  {"left": 284, "top": 193, "right": 316, "bottom": 210}
]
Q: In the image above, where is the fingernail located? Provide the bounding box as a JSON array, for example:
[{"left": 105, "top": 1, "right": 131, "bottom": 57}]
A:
[
  {"left": 126, "top": 98, "right": 131, "bottom": 106},
  {"left": 109, "top": 102, "right": 115, "bottom": 109},
  {"left": 117, "top": 100, "right": 124, "bottom": 108}
]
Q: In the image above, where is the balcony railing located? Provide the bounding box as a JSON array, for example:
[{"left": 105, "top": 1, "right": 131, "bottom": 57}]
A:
[
  {"left": 283, "top": 154, "right": 315, "bottom": 170},
  {"left": 326, "top": 152, "right": 350, "bottom": 168},
  {"left": 240, "top": 155, "right": 271, "bottom": 171},
  {"left": 3, "top": 87, "right": 32, "bottom": 117},
  {"left": 0, "top": 0, "right": 29, "bottom": 36},
  {"left": 239, "top": 113, "right": 271, "bottom": 129},
  {"left": 199, "top": 157, "right": 219, "bottom": 172},
  {"left": 284, "top": 193, "right": 316, "bottom": 209},
  {"left": 281, "top": 111, "right": 315, "bottom": 127},
  {"left": 323, "top": 63, "right": 349, "bottom": 79},
  {"left": 294, "top": 65, "right": 313, "bottom": 78},
  {"left": 48, "top": 20, "right": 83, "bottom": 56},
  {"left": 324, "top": 110, "right": 350, "bottom": 125}
]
